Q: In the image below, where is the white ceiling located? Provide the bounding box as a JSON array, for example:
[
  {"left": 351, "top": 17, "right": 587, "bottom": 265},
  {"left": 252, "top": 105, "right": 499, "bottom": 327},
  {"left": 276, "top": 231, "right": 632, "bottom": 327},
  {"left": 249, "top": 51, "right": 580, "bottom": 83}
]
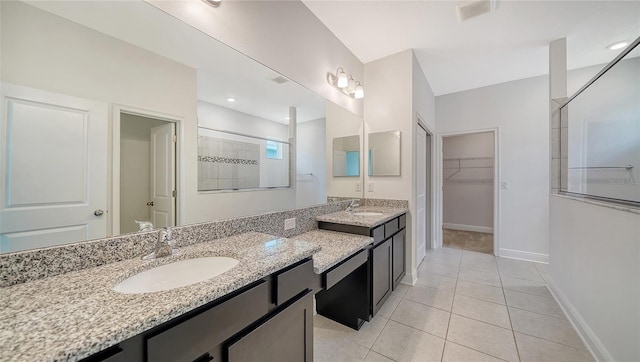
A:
[
  {"left": 302, "top": 0, "right": 640, "bottom": 96},
  {"left": 24, "top": 1, "right": 326, "bottom": 124}
]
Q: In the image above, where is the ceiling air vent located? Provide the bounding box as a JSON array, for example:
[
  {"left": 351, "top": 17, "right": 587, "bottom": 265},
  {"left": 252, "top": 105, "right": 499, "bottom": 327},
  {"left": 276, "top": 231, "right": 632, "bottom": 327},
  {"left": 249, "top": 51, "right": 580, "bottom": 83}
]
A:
[
  {"left": 456, "top": 0, "right": 496, "bottom": 22},
  {"left": 270, "top": 75, "right": 289, "bottom": 84}
]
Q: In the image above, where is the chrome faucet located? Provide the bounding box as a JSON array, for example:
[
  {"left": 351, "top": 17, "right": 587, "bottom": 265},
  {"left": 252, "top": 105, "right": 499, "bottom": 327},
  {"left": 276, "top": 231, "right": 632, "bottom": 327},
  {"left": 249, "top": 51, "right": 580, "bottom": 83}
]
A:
[
  {"left": 345, "top": 199, "right": 361, "bottom": 213},
  {"left": 135, "top": 220, "right": 154, "bottom": 232},
  {"left": 142, "top": 227, "right": 180, "bottom": 260}
]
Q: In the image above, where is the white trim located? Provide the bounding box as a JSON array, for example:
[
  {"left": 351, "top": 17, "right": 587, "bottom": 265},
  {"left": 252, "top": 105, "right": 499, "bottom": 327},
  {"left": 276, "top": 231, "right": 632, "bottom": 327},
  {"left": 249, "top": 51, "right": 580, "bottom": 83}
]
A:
[
  {"left": 546, "top": 277, "right": 609, "bottom": 362},
  {"left": 498, "top": 248, "right": 549, "bottom": 263},
  {"left": 438, "top": 127, "right": 500, "bottom": 255},
  {"left": 112, "top": 104, "right": 184, "bottom": 235},
  {"left": 443, "top": 223, "right": 493, "bottom": 233},
  {"left": 400, "top": 272, "right": 418, "bottom": 286},
  {"left": 416, "top": 115, "right": 437, "bottom": 251}
]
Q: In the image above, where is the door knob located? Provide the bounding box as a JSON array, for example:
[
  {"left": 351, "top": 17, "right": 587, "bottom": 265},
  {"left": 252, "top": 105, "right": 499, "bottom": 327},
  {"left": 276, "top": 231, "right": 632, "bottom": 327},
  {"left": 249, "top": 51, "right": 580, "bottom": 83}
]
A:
[
  {"left": 147, "top": 201, "right": 154, "bottom": 206},
  {"left": 94, "top": 209, "right": 104, "bottom": 216}
]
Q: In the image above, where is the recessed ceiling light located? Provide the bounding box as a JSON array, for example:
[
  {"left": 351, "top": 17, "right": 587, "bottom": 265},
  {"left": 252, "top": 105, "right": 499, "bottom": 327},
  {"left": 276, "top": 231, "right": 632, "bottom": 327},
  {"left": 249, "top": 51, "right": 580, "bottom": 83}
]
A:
[
  {"left": 284, "top": 116, "right": 290, "bottom": 120},
  {"left": 226, "top": 97, "right": 236, "bottom": 102},
  {"left": 607, "top": 41, "right": 629, "bottom": 50},
  {"left": 202, "top": 0, "right": 221, "bottom": 7}
]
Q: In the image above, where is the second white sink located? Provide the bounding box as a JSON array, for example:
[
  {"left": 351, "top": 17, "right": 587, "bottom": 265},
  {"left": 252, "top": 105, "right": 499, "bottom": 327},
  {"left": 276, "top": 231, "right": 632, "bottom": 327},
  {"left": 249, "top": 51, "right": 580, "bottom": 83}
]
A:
[
  {"left": 352, "top": 211, "right": 383, "bottom": 216},
  {"left": 113, "top": 256, "right": 239, "bottom": 294}
]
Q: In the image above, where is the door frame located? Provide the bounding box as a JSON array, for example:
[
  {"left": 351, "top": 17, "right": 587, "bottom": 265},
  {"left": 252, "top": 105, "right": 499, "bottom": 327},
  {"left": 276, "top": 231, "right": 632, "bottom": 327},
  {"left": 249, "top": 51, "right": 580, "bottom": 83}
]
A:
[
  {"left": 437, "top": 127, "right": 500, "bottom": 255},
  {"left": 415, "top": 115, "right": 436, "bottom": 257},
  {"left": 111, "top": 104, "right": 183, "bottom": 235}
]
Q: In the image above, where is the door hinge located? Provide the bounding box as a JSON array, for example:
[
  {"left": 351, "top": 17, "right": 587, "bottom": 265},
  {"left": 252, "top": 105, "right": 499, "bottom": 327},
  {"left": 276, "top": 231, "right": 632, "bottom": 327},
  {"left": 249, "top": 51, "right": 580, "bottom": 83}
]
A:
[
  {"left": 172, "top": 134, "right": 177, "bottom": 143},
  {"left": 172, "top": 190, "right": 177, "bottom": 197}
]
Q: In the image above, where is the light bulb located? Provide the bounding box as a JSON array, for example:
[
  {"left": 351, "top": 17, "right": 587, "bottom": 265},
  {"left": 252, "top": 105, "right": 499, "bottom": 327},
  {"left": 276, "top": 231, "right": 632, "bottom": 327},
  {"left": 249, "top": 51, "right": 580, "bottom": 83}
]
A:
[
  {"left": 337, "top": 69, "right": 348, "bottom": 88},
  {"left": 354, "top": 84, "right": 364, "bottom": 99},
  {"left": 607, "top": 41, "right": 629, "bottom": 50}
]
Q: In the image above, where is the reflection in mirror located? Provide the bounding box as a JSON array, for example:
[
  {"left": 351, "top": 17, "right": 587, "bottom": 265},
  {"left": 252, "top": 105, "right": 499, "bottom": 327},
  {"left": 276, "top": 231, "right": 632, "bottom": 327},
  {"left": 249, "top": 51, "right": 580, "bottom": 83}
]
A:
[
  {"left": 333, "top": 136, "right": 361, "bottom": 177},
  {"left": 325, "top": 101, "right": 365, "bottom": 199},
  {"left": 0, "top": 1, "right": 330, "bottom": 253},
  {"left": 369, "top": 131, "right": 402, "bottom": 176},
  {"left": 197, "top": 127, "right": 290, "bottom": 191}
]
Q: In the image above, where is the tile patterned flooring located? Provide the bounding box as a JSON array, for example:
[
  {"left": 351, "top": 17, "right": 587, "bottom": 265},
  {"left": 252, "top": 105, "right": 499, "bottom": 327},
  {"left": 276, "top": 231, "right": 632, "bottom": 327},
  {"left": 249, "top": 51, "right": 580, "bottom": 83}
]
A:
[
  {"left": 314, "top": 247, "right": 594, "bottom": 362},
  {"left": 443, "top": 229, "right": 493, "bottom": 254}
]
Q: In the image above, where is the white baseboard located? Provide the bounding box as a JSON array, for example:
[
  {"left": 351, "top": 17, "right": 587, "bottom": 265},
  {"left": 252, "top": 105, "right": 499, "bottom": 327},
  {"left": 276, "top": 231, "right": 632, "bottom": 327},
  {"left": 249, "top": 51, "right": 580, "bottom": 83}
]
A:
[
  {"left": 443, "top": 223, "right": 493, "bottom": 233},
  {"left": 498, "top": 248, "right": 549, "bottom": 263},
  {"left": 401, "top": 270, "right": 417, "bottom": 286},
  {"left": 546, "top": 277, "right": 610, "bottom": 362}
]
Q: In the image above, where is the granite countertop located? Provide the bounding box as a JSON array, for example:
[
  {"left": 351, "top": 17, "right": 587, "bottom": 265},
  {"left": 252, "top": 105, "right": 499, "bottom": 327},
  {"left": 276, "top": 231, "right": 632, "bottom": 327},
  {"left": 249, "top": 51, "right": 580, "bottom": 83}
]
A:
[
  {"left": 316, "top": 206, "right": 408, "bottom": 228},
  {"left": 294, "top": 230, "right": 373, "bottom": 273},
  {"left": 0, "top": 232, "right": 320, "bottom": 362}
]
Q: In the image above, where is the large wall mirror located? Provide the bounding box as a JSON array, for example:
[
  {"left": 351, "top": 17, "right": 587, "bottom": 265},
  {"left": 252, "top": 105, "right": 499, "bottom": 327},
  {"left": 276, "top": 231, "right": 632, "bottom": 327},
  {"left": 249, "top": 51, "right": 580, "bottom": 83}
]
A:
[
  {"left": 333, "top": 136, "right": 361, "bottom": 177},
  {"left": 0, "top": 1, "right": 362, "bottom": 253}
]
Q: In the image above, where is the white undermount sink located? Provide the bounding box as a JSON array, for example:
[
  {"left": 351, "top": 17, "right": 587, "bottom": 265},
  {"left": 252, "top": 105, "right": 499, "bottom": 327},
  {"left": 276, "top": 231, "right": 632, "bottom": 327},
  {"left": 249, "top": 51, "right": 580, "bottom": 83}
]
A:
[
  {"left": 113, "top": 256, "right": 239, "bottom": 294},
  {"left": 352, "top": 211, "right": 383, "bottom": 216}
]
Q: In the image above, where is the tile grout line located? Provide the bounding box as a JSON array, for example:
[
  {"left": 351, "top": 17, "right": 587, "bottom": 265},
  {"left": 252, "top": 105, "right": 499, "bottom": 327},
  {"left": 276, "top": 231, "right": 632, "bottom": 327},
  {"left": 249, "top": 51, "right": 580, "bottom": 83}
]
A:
[
  {"left": 441, "top": 250, "right": 463, "bottom": 362},
  {"left": 498, "top": 266, "right": 523, "bottom": 362}
]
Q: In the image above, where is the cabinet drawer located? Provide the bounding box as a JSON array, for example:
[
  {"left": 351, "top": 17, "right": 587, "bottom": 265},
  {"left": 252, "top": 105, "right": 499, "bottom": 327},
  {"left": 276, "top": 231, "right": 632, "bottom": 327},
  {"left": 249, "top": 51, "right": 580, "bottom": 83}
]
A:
[
  {"left": 384, "top": 218, "right": 399, "bottom": 238},
  {"left": 274, "top": 259, "right": 314, "bottom": 305},
  {"left": 399, "top": 214, "right": 406, "bottom": 229},
  {"left": 371, "top": 225, "right": 385, "bottom": 244},
  {"left": 324, "top": 249, "right": 368, "bottom": 290},
  {"left": 146, "top": 281, "right": 268, "bottom": 362}
]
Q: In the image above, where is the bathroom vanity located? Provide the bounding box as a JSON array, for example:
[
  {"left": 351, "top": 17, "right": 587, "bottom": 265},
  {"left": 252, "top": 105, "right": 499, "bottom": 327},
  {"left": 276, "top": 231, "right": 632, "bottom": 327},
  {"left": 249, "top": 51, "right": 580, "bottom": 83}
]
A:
[
  {"left": 0, "top": 232, "right": 320, "bottom": 362},
  {"left": 315, "top": 208, "right": 408, "bottom": 322}
]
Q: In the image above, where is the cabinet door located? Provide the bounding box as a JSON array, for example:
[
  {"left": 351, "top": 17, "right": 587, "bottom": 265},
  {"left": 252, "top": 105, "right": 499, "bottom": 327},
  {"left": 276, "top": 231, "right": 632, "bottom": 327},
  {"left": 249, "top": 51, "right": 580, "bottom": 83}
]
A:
[
  {"left": 392, "top": 229, "right": 406, "bottom": 289},
  {"left": 371, "top": 238, "right": 392, "bottom": 316},
  {"left": 227, "top": 291, "right": 314, "bottom": 362}
]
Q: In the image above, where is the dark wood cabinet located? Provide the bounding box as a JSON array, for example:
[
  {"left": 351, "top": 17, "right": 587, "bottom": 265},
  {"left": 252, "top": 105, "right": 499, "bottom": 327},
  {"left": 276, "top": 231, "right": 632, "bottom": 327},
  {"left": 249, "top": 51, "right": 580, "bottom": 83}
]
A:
[
  {"left": 82, "top": 258, "right": 314, "bottom": 362},
  {"left": 318, "top": 213, "right": 407, "bottom": 319},
  {"left": 371, "top": 237, "right": 393, "bottom": 316},
  {"left": 392, "top": 229, "right": 406, "bottom": 288},
  {"left": 227, "top": 291, "right": 314, "bottom": 362}
]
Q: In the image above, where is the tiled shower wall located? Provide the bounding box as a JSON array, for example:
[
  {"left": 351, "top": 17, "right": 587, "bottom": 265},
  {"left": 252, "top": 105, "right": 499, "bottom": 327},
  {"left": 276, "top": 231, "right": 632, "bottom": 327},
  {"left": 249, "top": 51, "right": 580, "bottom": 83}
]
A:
[{"left": 198, "top": 135, "right": 260, "bottom": 191}]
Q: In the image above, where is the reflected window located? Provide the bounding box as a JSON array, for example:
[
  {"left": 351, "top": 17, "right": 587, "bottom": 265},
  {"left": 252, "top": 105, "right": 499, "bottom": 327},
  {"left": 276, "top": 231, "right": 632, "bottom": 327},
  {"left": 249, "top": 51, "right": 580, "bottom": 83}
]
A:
[{"left": 266, "top": 140, "right": 283, "bottom": 160}]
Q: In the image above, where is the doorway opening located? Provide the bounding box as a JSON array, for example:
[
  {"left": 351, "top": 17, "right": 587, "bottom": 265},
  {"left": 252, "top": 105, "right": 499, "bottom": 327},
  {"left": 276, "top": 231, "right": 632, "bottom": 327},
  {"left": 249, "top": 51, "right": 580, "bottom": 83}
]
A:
[
  {"left": 442, "top": 131, "right": 495, "bottom": 254},
  {"left": 416, "top": 118, "right": 434, "bottom": 267},
  {"left": 118, "top": 112, "right": 177, "bottom": 234}
]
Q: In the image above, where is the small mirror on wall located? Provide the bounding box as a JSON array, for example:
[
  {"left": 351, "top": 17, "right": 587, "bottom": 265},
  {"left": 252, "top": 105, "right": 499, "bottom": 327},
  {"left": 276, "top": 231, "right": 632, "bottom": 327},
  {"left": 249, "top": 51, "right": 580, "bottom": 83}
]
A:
[
  {"left": 333, "top": 135, "right": 360, "bottom": 177},
  {"left": 369, "top": 130, "right": 401, "bottom": 176}
]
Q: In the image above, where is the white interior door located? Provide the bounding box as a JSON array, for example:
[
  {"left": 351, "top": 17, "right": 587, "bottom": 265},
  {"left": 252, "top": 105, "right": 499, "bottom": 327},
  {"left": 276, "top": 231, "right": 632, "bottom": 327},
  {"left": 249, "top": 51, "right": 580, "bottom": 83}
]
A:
[
  {"left": 416, "top": 125, "right": 428, "bottom": 263},
  {"left": 0, "top": 83, "right": 108, "bottom": 253},
  {"left": 149, "top": 123, "right": 175, "bottom": 228}
]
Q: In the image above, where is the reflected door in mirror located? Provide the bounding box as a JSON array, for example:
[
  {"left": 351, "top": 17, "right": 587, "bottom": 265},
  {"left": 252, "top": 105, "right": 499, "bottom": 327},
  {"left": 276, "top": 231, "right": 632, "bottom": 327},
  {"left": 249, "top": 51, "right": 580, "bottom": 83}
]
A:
[{"left": 0, "top": 84, "right": 108, "bottom": 253}]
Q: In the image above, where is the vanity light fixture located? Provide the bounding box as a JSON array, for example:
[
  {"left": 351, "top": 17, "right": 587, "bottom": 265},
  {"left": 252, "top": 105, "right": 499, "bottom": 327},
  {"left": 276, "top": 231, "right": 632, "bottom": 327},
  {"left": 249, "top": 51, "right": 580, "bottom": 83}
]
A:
[
  {"left": 327, "top": 67, "right": 364, "bottom": 99},
  {"left": 226, "top": 97, "right": 236, "bottom": 102},
  {"left": 202, "top": 0, "right": 221, "bottom": 7},
  {"left": 607, "top": 41, "right": 630, "bottom": 50}
]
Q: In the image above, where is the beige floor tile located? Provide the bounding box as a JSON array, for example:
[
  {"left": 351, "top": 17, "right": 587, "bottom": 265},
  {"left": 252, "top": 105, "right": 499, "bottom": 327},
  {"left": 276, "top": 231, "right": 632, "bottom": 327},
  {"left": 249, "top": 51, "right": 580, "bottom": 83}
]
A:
[
  {"left": 371, "top": 320, "right": 445, "bottom": 362},
  {"left": 314, "top": 326, "right": 370, "bottom": 362},
  {"left": 458, "top": 269, "right": 502, "bottom": 287},
  {"left": 314, "top": 313, "right": 328, "bottom": 328},
  {"left": 501, "top": 276, "right": 552, "bottom": 298},
  {"left": 442, "top": 341, "right": 506, "bottom": 362},
  {"left": 498, "top": 264, "right": 544, "bottom": 282},
  {"left": 452, "top": 294, "right": 511, "bottom": 329},
  {"left": 416, "top": 270, "right": 458, "bottom": 290},
  {"left": 504, "top": 289, "right": 565, "bottom": 320},
  {"left": 533, "top": 262, "right": 549, "bottom": 274},
  {"left": 419, "top": 261, "right": 460, "bottom": 278},
  {"left": 426, "top": 253, "right": 462, "bottom": 267},
  {"left": 462, "top": 250, "right": 497, "bottom": 263},
  {"left": 460, "top": 258, "right": 499, "bottom": 274},
  {"left": 364, "top": 350, "right": 396, "bottom": 362},
  {"left": 404, "top": 284, "right": 455, "bottom": 311},
  {"left": 446, "top": 314, "right": 519, "bottom": 362},
  {"left": 455, "top": 280, "right": 506, "bottom": 305},
  {"left": 390, "top": 299, "right": 451, "bottom": 338},
  {"left": 392, "top": 283, "right": 410, "bottom": 298},
  {"left": 509, "top": 307, "right": 586, "bottom": 350},
  {"left": 377, "top": 293, "right": 403, "bottom": 319},
  {"left": 515, "top": 332, "right": 595, "bottom": 362},
  {"left": 318, "top": 314, "right": 389, "bottom": 349}
]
